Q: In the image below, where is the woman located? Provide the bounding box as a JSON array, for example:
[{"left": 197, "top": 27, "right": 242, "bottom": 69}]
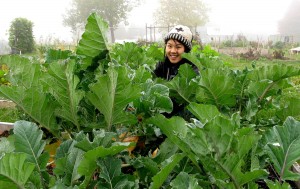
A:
[
  {"left": 154, "top": 25, "right": 198, "bottom": 80},
  {"left": 153, "top": 25, "right": 198, "bottom": 118}
]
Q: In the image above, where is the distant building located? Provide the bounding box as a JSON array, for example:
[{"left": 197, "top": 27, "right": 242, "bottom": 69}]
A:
[{"left": 268, "top": 34, "right": 300, "bottom": 43}]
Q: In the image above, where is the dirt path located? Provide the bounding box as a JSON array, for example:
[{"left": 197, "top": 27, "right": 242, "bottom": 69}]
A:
[{"left": 0, "top": 100, "right": 15, "bottom": 108}]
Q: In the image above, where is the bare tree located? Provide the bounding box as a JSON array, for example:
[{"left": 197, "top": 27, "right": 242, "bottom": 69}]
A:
[
  {"left": 63, "top": 0, "right": 141, "bottom": 43},
  {"left": 154, "top": 0, "right": 209, "bottom": 28}
]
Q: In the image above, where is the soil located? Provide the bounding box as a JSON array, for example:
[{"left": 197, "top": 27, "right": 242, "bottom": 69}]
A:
[{"left": 0, "top": 100, "right": 15, "bottom": 108}]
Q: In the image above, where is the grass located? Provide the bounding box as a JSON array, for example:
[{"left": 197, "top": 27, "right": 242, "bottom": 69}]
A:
[
  {"left": 0, "top": 108, "right": 19, "bottom": 122},
  {"left": 220, "top": 53, "right": 300, "bottom": 70}
]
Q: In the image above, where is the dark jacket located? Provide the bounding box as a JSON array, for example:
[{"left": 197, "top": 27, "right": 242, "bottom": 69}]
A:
[
  {"left": 153, "top": 57, "right": 198, "bottom": 118},
  {"left": 154, "top": 57, "right": 198, "bottom": 80}
]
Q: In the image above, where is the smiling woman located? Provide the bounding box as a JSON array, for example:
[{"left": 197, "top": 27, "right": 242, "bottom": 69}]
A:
[{"left": 153, "top": 25, "right": 198, "bottom": 80}]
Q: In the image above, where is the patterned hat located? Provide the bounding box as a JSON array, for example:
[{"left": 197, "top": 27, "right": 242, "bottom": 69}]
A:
[{"left": 164, "top": 25, "right": 193, "bottom": 52}]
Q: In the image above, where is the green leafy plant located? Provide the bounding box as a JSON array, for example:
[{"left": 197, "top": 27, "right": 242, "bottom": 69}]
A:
[{"left": 0, "top": 12, "right": 300, "bottom": 189}]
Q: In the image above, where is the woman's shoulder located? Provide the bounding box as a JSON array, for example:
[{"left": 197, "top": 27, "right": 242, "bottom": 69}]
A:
[{"left": 153, "top": 61, "right": 165, "bottom": 78}]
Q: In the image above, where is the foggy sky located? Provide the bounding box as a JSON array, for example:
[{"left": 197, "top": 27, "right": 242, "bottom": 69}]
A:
[{"left": 0, "top": 0, "right": 296, "bottom": 42}]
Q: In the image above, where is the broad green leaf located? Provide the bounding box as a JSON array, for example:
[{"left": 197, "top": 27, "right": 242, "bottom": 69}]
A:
[
  {"left": 55, "top": 140, "right": 74, "bottom": 160},
  {"left": 49, "top": 180, "right": 77, "bottom": 189},
  {"left": 203, "top": 116, "right": 238, "bottom": 157},
  {"left": 202, "top": 126, "right": 266, "bottom": 188},
  {"left": 0, "top": 56, "right": 59, "bottom": 133},
  {"left": 276, "top": 97, "right": 300, "bottom": 121},
  {"left": 87, "top": 67, "right": 140, "bottom": 131},
  {"left": 42, "top": 60, "right": 84, "bottom": 131},
  {"left": 236, "top": 170, "right": 268, "bottom": 186},
  {"left": 0, "top": 86, "right": 58, "bottom": 133},
  {"left": 14, "top": 121, "right": 46, "bottom": 163},
  {"left": 149, "top": 115, "right": 200, "bottom": 170},
  {"left": 0, "top": 55, "right": 42, "bottom": 87},
  {"left": 248, "top": 64, "right": 300, "bottom": 82},
  {"left": 76, "top": 13, "right": 110, "bottom": 69},
  {"left": 77, "top": 142, "right": 135, "bottom": 188},
  {"left": 0, "top": 136, "right": 15, "bottom": 156},
  {"left": 45, "top": 49, "right": 72, "bottom": 63},
  {"left": 132, "top": 66, "right": 153, "bottom": 84},
  {"left": 182, "top": 52, "right": 203, "bottom": 71},
  {"left": 264, "top": 117, "right": 300, "bottom": 181},
  {"left": 153, "top": 138, "right": 179, "bottom": 164},
  {"left": 75, "top": 130, "right": 116, "bottom": 152},
  {"left": 97, "top": 157, "right": 135, "bottom": 189},
  {"left": 167, "top": 64, "right": 198, "bottom": 104},
  {"left": 54, "top": 139, "right": 84, "bottom": 186},
  {"left": 0, "top": 153, "right": 35, "bottom": 188},
  {"left": 187, "top": 102, "right": 221, "bottom": 123},
  {"left": 247, "top": 79, "right": 276, "bottom": 100},
  {"left": 170, "top": 172, "right": 202, "bottom": 189},
  {"left": 132, "top": 157, "right": 159, "bottom": 177},
  {"left": 265, "top": 180, "right": 291, "bottom": 189},
  {"left": 13, "top": 121, "right": 49, "bottom": 188},
  {"left": 135, "top": 81, "right": 173, "bottom": 115},
  {"left": 110, "top": 42, "right": 149, "bottom": 69},
  {"left": 247, "top": 79, "right": 290, "bottom": 105},
  {"left": 150, "top": 153, "right": 185, "bottom": 189},
  {"left": 196, "top": 68, "right": 238, "bottom": 107}
]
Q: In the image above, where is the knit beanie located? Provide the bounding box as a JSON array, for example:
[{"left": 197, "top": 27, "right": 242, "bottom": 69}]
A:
[{"left": 164, "top": 25, "right": 193, "bottom": 52}]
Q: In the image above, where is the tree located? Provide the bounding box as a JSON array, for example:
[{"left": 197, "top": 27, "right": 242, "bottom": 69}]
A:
[
  {"left": 8, "top": 18, "right": 35, "bottom": 54},
  {"left": 63, "top": 0, "right": 141, "bottom": 43},
  {"left": 154, "top": 0, "right": 209, "bottom": 29},
  {"left": 278, "top": 0, "right": 300, "bottom": 36}
]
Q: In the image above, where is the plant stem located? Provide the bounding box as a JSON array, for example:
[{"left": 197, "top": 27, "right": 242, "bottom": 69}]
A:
[
  {"left": 214, "top": 160, "right": 240, "bottom": 189},
  {"left": 258, "top": 81, "right": 276, "bottom": 104}
]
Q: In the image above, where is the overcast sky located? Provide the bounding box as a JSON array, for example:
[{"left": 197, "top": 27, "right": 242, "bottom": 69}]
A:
[{"left": 0, "top": 0, "right": 296, "bottom": 42}]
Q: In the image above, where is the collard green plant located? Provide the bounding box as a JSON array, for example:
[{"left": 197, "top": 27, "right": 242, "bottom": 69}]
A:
[
  {"left": 263, "top": 117, "right": 300, "bottom": 182},
  {"left": 149, "top": 108, "right": 268, "bottom": 189},
  {"left": 42, "top": 60, "right": 84, "bottom": 132},
  {"left": 14, "top": 121, "right": 49, "bottom": 188},
  {"left": 96, "top": 157, "right": 136, "bottom": 188},
  {"left": 196, "top": 67, "right": 239, "bottom": 108},
  {"left": 0, "top": 153, "right": 35, "bottom": 189},
  {"left": 87, "top": 66, "right": 141, "bottom": 131},
  {"left": 0, "top": 12, "right": 300, "bottom": 189},
  {"left": 76, "top": 12, "right": 110, "bottom": 70},
  {"left": 167, "top": 64, "right": 198, "bottom": 104}
]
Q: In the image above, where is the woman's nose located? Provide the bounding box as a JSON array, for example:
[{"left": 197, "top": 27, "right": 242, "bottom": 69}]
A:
[{"left": 170, "top": 47, "right": 177, "bottom": 53}]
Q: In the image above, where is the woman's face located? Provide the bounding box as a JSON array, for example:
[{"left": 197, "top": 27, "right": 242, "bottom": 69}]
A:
[{"left": 165, "top": 39, "right": 185, "bottom": 64}]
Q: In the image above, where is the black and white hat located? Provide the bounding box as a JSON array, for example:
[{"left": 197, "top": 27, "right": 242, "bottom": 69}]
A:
[{"left": 164, "top": 25, "right": 193, "bottom": 52}]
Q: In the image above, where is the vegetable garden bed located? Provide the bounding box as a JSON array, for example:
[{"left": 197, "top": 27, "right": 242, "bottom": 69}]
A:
[{"left": 0, "top": 13, "right": 300, "bottom": 189}]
